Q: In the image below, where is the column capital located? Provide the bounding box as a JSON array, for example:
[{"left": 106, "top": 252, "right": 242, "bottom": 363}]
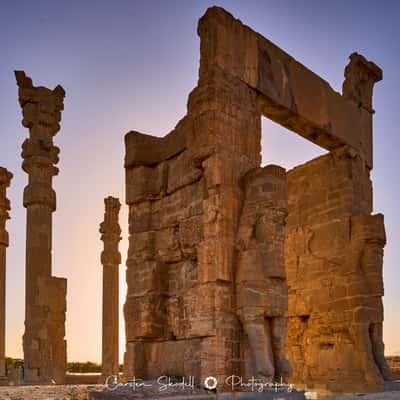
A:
[
  {"left": 100, "top": 197, "right": 122, "bottom": 267},
  {"left": 15, "top": 70, "right": 65, "bottom": 134},
  {"left": 0, "top": 167, "right": 12, "bottom": 248},
  {"left": 100, "top": 197, "right": 122, "bottom": 240},
  {"left": 0, "top": 167, "right": 12, "bottom": 223},
  {"left": 0, "top": 168, "right": 13, "bottom": 188},
  {"left": 15, "top": 71, "right": 64, "bottom": 211}
]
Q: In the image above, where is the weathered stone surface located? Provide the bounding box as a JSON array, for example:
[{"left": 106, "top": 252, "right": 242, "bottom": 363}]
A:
[
  {"left": 179, "top": 216, "right": 203, "bottom": 259},
  {"left": 36, "top": 276, "right": 67, "bottom": 384},
  {"left": 385, "top": 356, "right": 400, "bottom": 379},
  {"left": 197, "top": 8, "right": 381, "bottom": 168},
  {"left": 285, "top": 150, "right": 390, "bottom": 394},
  {"left": 124, "top": 117, "right": 189, "bottom": 168},
  {"left": 0, "top": 167, "right": 12, "bottom": 384},
  {"left": 124, "top": 66, "right": 258, "bottom": 383},
  {"left": 123, "top": 6, "right": 385, "bottom": 396},
  {"left": 100, "top": 197, "right": 122, "bottom": 379},
  {"left": 126, "top": 163, "right": 167, "bottom": 204},
  {"left": 343, "top": 53, "right": 382, "bottom": 113},
  {"left": 236, "top": 165, "right": 290, "bottom": 381},
  {"left": 15, "top": 71, "right": 67, "bottom": 384}
]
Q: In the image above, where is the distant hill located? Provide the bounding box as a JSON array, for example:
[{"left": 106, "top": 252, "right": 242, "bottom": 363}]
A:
[{"left": 394, "top": 350, "right": 400, "bottom": 356}]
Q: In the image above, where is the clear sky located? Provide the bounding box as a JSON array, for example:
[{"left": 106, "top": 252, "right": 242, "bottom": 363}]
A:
[{"left": 0, "top": 0, "right": 399, "bottom": 363}]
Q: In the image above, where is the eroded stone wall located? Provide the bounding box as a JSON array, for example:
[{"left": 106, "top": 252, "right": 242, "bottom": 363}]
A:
[
  {"left": 285, "top": 147, "right": 391, "bottom": 393},
  {"left": 124, "top": 68, "right": 262, "bottom": 382}
]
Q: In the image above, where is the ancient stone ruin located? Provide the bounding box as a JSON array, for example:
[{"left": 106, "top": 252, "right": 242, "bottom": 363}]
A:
[
  {"left": 0, "top": 167, "right": 12, "bottom": 384},
  {"left": 0, "top": 6, "right": 392, "bottom": 396},
  {"left": 236, "top": 165, "right": 291, "bottom": 381},
  {"left": 123, "top": 6, "right": 390, "bottom": 395},
  {"left": 100, "top": 196, "right": 122, "bottom": 379},
  {"left": 386, "top": 356, "right": 400, "bottom": 379},
  {"left": 15, "top": 71, "right": 67, "bottom": 384}
]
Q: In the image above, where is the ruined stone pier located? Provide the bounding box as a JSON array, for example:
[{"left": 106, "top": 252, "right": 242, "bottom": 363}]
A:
[
  {"left": 0, "top": 168, "right": 12, "bottom": 384},
  {"left": 15, "top": 71, "right": 67, "bottom": 384},
  {"left": 100, "top": 197, "right": 121, "bottom": 379},
  {"left": 123, "top": 6, "right": 390, "bottom": 396}
]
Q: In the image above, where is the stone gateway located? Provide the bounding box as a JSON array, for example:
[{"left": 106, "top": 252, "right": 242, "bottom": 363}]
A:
[{"left": 123, "top": 6, "right": 390, "bottom": 395}]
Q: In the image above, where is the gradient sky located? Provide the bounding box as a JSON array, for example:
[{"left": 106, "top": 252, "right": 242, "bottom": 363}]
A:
[{"left": 0, "top": 0, "right": 399, "bottom": 363}]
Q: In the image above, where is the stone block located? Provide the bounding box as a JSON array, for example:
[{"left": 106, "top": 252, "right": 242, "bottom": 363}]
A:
[
  {"left": 154, "top": 227, "right": 182, "bottom": 263},
  {"left": 126, "top": 260, "right": 168, "bottom": 297},
  {"left": 179, "top": 215, "right": 203, "bottom": 258},
  {"left": 126, "top": 162, "right": 167, "bottom": 204},
  {"left": 167, "top": 150, "right": 203, "bottom": 194},
  {"left": 124, "top": 295, "right": 167, "bottom": 340}
]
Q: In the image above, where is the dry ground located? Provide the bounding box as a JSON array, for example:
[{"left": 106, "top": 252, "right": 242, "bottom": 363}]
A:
[{"left": 0, "top": 383, "right": 399, "bottom": 400}]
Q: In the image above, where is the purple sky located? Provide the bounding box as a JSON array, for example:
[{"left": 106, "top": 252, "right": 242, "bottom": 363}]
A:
[{"left": 0, "top": 0, "right": 399, "bottom": 362}]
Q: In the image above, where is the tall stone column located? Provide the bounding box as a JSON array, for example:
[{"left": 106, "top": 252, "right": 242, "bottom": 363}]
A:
[
  {"left": 15, "top": 71, "right": 67, "bottom": 384},
  {"left": 0, "top": 168, "right": 12, "bottom": 384},
  {"left": 100, "top": 197, "right": 121, "bottom": 379}
]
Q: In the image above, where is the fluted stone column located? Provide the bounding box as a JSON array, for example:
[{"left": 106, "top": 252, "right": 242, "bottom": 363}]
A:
[
  {"left": 15, "top": 71, "right": 67, "bottom": 384},
  {"left": 100, "top": 197, "right": 121, "bottom": 379},
  {"left": 0, "top": 168, "right": 12, "bottom": 384}
]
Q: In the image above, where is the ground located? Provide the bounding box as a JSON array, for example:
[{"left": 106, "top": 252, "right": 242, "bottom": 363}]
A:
[{"left": 0, "top": 382, "right": 399, "bottom": 400}]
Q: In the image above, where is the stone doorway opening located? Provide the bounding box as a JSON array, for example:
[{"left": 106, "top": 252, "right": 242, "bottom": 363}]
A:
[{"left": 261, "top": 117, "right": 328, "bottom": 170}]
